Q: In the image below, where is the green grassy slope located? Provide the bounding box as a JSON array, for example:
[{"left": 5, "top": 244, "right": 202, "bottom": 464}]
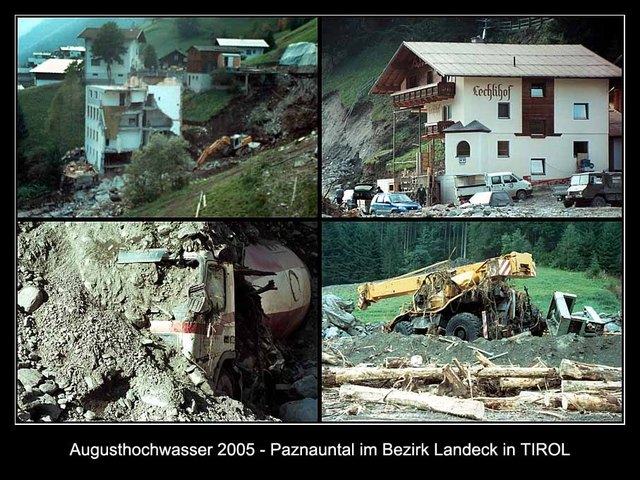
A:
[
  {"left": 323, "top": 267, "right": 621, "bottom": 326},
  {"left": 127, "top": 137, "right": 317, "bottom": 217},
  {"left": 18, "top": 84, "right": 63, "bottom": 156},
  {"left": 322, "top": 40, "right": 397, "bottom": 107},
  {"left": 247, "top": 18, "right": 317, "bottom": 65},
  {"left": 142, "top": 18, "right": 281, "bottom": 58},
  {"left": 182, "top": 90, "right": 237, "bottom": 123}
]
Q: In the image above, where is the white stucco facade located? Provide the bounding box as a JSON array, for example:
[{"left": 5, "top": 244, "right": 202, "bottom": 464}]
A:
[
  {"left": 440, "top": 76, "right": 610, "bottom": 180},
  {"left": 84, "top": 38, "right": 143, "bottom": 85},
  {"left": 85, "top": 82, "right": 181, "bottom": 173},
  {"left": 148, "top": 84, "right": 182, "bottom": 135},
  {"left": 185, "top": 73, "right": 212, "bottom": 93}
]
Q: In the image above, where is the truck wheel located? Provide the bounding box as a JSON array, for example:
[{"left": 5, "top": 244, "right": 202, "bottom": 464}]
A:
[
  {"left": 370, "top": 209, "right": 376, "bottom": 217},
  {"left": 216, "top": 365, "right": 240, "bottom": 400},
  {"left": 563, "top": 199, "right": 575, "bottom": 208},
  {"left": 393, "top": 320, "right": 414, "bottom": 335},
  {"left": 516, "top": 190, "right": 527, "bottom": 201},
  {"left": 591, "top": 196, "right": 607, "bottom": 207},
  {"left": 445, "top": 313, "right": 482, "bottom": 341}
]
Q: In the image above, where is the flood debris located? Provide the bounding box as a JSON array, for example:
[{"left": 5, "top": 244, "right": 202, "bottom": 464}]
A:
[
  {"left": 323, "top": 356, "right": 621, "bottom": 421},
  {"left": 16, "top": 221, "right": 317, "bottom": 422}
]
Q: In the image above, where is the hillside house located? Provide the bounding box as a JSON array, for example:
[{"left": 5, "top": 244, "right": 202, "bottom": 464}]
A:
[
  {"left": 30, "top": 58, "right": 81, "bottom": 86},
  {"left": 78, "top": 27, "right": 145, "bottom": 85},
  {"left": 185, "top": 45, "right": 241, "bottom": 93},
  {"left": 85, "top": 78, "right": 181, "bottom": 173},
  {"left": 216, "top": 38, "right": 269, "bottom": 59},
  {"left": 27, "top": 52, "right": 52, "bottom": 68},
  {"left": 159, "top": 49, "right": 187, "bottom": 69},
  {"left": 371, "top": 42, "right": 622, "bottom": 189},
  {"left": 55, "top": 46, "right": 86, "bottom": 59}
]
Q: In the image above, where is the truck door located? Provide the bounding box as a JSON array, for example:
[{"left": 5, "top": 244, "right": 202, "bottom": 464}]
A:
[
  {"left": 489, "top": 175, "right": 502, "bottom": 192},
  {"left": 503, "top": 175, "right": 515, "bottom": 192}
]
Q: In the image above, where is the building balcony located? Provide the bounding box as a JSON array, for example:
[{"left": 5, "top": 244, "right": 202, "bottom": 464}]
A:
[
  {"left": 421, "top": 120, "right": 455, "bottom": 140},
  {"left": 392, "top": 82, "right": 456, "bottom": 108}
]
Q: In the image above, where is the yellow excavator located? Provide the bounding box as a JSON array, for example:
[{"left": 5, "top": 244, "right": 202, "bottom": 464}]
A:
[
  {"left": 357, "top": 252, "right": 544, "bottom": 340},
  {"left": 194, "top": 134, "right": 255, "bottom": 171}
]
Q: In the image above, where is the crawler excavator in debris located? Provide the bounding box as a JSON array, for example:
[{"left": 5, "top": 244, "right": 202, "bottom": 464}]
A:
[
  {"left": 357, "top": 252, "right": 545, "bottom": 341},
  {"left": 193, "top": 134, "right": 257, "bottom": 171}
]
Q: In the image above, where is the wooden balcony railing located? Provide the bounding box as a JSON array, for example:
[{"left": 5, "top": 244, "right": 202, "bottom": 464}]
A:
[
  {"left": 422, "top": 120, "right": 455, "bottom": 139},
  {"left": 392, "top": 82, "right": 456, "bottom": 108}
]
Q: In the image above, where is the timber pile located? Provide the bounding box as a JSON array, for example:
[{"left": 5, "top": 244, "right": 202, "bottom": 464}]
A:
[{"left": 322, "top": 355, "right": 622, "bottom": 420}]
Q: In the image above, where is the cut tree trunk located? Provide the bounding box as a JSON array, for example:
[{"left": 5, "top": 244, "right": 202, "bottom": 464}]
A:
[
  {"left": 559, "top": 359, "right": 622, "bottom": 382},
  {"left": 339, "top": 384, "right": 484, "bottom": 420},
  {"left": 323, "top": 366, "right": 444, "bottom": 387},
  {"left": 499, "top": 377, "right": 560, "bottom": 391},
  {"left": 479, "top": 391, "right": 621, "bottom": 413},
  {"left": 561, "top": 380, "right": 622, "bottom": 393},
  {"left": 475, "top": 366, "right": 558, "bottom": 379}
]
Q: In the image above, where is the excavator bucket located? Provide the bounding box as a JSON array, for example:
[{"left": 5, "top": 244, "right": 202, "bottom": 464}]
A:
[{"left": 117, "top": 248, "right": 169, "bottom": 264}]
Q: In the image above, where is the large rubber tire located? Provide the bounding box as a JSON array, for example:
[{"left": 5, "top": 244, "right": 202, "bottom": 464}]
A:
[
  {"left": 370, "top": 209, "right": 376, "bottom": 217},
  {"left": 563, "top": 199, "right": 575, "bottom": 208},
  {"left": 445, "top": 313, "right": 482, "bottom": 341},
  {"left": 591, "top": 196, "right": 606, "bottom": 207},
  {"left": 393, "top": 320, "right": 414, "bottom": 335},
  {"left": 216, "top": 365, "right": 240, "bottom": 400},
  {"left": 516, "top": 190, "right": 527, "bottom": 201}
]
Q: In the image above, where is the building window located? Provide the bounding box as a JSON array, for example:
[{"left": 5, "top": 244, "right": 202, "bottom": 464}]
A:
[
  {"left": 531, "top": 83, "right": 545, "bottom": 97},
  {"left": 497, "top": 141, "right": 510, "bottom": 157},
  {"left": 531, "top": 158, "right": 546, "bottom": 175},
  {"left": 129, "top": 117, "right": 137, "bottom": 126},
  {"left": 530, "top": 119, "right": 545, "bottom": 136},
  {"left": 456, "top": 141, "right": 470, "bottom": 157},
  {"left": 91, "top": 58, "right": 100, "bottom": 66},
  {"left": 443, "top": 105, "right": 452, "bottom": 121},
  {"left": 406, "top": 75, "right": 417, "bottom": 89},
  {"left": 92, "top": 73, "right": 98, "bottom": 77},
  {"left": 574, "top": 141, "right": 589, "bottom": 157},
  {"left": 498, "top": 102, "right": 510, "bottom": 119},
  {"left": 573, "top": 103, "right": 589, "bottom": 120},
  {"left": 427, "top": 70, "right": 434, "bottom": 84}
]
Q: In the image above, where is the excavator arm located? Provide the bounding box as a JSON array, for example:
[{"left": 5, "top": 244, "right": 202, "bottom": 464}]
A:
[
  {"left": 194, "top": 136, "right": 231, "bottom": 170},
  {"left": 357, "top": 252, "right": 536, "bottom": 311}
]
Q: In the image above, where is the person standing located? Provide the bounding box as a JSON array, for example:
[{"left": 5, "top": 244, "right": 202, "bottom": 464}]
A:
[
  {"left": 335, "top": 185, "right": 344, "bottom": 205},
  {"left": 417, "top": 185, "right": 427, "bottom": 206}
]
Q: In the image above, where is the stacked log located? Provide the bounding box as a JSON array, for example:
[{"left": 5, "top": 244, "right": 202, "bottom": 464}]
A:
[{"left": 323, "top": 357, "right": 622, "bottom": 419}]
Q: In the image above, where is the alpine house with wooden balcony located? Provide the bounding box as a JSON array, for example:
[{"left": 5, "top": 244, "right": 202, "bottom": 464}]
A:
[{"left": 371, "top": 42, "right": 622, "bottom": 181}]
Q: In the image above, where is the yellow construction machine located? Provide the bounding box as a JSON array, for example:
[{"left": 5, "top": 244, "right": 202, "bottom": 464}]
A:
[
  {"left": 357, "top": 252, "right": 544, "bottom": 340},
  {"left": 194, "top": 134, "right": 256, "bottom": 170}
]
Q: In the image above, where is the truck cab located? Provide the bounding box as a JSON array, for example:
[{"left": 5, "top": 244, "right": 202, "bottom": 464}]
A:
[
  {"left": 564, "top": 172, "right": 622, "bottom": 207},
  {"left": 118, "top": 249, "right": 240, "bottom": 397}
]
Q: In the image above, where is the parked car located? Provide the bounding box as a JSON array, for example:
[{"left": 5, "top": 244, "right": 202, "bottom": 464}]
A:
[
  {"left": 455, "top": 172, "right": 532, "bottom": 202},
  {"left": 344, "top": 183, "right": 376, "bottom": 212},
  {"left": 369, "top": 192, "right": 421, "bottom": 216},
  {"left": 564, "top": 172, "right": 622, "bottom": 207},
  {"left": 467, "top": 191, "right": 514, "bottom": 207}
]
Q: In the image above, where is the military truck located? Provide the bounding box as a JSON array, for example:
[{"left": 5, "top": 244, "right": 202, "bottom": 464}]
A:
[{"left": 563, "top": 172, "right": 622, "bottom": 207}]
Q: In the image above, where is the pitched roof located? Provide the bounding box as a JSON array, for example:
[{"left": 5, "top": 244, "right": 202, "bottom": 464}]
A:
[
  {"left": 30, "top": 58, "right": 80, "bottom": 74},
  {"left": 216, "top": 38, "right": 269, "bottom": 48},
  {"left": 443, "top": 120, "right": 491, "bottom": 133},
  {"left": 78, "top": 27, "right": 145, "bottom": 42},
  {"left": 372, "top": 42, "right": 622, "bottom": 94}
]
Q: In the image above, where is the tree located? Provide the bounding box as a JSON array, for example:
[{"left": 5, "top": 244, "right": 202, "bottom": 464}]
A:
[
  {"left": 91, "top": 22, "right": 127, "bottom": 84},
  {"left": 17, "top": 102, "right": 28, "bottom": 144},
  {"left": 142, "top": 44, "right": 158, "bottom": 69},
  {"left": 46, "top": 63, "right": 85, "bottom": 152},
  {"left": 123, "top": 134, "right": 192, "bottom": 206},
  {"left": 175, "top": 18, "right": 200, "bottom": 39},
  {"left": 501, "top": 228, "right": 532, "bottom": 255},
  {"left": 265, "top": 31, "right": 277, "bottom": 52}
]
